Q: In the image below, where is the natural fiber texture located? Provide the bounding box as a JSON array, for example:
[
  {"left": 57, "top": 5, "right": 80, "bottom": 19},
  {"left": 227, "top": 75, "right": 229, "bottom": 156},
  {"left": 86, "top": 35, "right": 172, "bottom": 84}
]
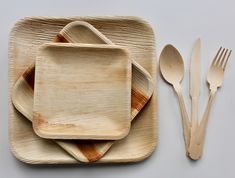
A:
[
  {"left": 9, "top": 16, "right": 157, "bottom": 164},
  {"left": 33, "top": 43, "right": 131, "bottom": 140}
]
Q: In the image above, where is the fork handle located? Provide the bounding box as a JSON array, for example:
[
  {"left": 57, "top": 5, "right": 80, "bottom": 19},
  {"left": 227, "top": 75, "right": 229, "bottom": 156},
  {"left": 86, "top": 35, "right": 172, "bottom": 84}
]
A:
[
  {"left": 188, "top": 90, "right": 216, "bottom": 160},
  {"left": 173, "top": 83, "right": 191, "bottom": 154}
]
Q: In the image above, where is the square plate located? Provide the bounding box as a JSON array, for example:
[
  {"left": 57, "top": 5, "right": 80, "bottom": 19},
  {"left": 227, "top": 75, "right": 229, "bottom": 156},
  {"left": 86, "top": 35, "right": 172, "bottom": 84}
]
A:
[
  {"left": 11, "top": 21, "right": 154, "bottom": 162},
  {"left": 9, "top": 16, "right": 157, "bottom": 164},
  {"left": 33, "top": 43, "right": 131, "bottom": 140}
]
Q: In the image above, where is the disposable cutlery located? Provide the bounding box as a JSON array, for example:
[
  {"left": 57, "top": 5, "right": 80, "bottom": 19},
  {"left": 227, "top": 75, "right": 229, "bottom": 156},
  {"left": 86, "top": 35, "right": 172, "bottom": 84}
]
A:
[
  {"left": 189, "top": 47, "right": 232, "bottom": 160},
  {"left": 159, "top": 45, "right": 191, "bottom": 153},
  {"left": 188, "top": 39, "right": 201, "bottom": 156}
]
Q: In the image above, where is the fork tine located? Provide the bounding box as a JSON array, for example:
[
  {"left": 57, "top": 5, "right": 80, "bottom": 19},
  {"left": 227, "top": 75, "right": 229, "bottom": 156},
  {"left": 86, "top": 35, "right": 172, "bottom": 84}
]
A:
[
  {"left": 215, "top": 48, "right": 225, "bottom": 66},
  {"left": 218, "top": 49, "right": 228, "bottom": 67},
  {"left": 223, "top": 50, "right": 232, "bottom": 70},
  {"left": 212, "top": 47, "right": 222, "bottom": 65}
]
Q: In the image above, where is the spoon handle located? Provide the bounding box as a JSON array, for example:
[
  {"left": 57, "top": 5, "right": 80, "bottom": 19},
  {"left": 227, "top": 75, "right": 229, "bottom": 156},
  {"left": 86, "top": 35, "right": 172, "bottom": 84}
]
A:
[
  {"left": 173, "top": 83, "right": 191, "bottom": 154},
  {"left": 188, "top": 90, "right": 216, "bottom": 160}
]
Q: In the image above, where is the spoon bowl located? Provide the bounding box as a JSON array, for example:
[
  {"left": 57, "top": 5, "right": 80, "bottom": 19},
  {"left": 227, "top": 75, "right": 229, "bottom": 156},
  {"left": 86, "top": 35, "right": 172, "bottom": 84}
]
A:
[
  {"left": 159, "top": 44, "right": 184, "bottom": 85},
  {"left": 159, "top": 44, "right": 191, "bottom": 153}
]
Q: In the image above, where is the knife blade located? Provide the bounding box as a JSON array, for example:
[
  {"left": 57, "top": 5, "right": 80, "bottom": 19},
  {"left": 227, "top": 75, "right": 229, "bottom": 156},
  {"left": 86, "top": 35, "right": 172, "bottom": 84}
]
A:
[
  {"left": 189, "top": 38, "right": 201, "bottom": 142},
  {"left": 188, "top": 38, "right": 201, "bottom": 156},
  {"left": 190, "top": 38, "right": 201, "bottom": 99}
]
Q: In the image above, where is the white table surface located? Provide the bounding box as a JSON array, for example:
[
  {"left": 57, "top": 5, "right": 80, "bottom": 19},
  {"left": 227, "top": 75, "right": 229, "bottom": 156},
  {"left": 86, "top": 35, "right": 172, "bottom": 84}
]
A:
[{"left": 1, "top": 0, "right": 235, "bottom": 177}]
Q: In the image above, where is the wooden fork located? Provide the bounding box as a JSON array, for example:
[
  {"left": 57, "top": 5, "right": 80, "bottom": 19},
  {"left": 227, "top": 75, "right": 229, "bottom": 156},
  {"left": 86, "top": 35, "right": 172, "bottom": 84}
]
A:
[{"left": 189, "top": 47, "right": 232, "bottom": 160}]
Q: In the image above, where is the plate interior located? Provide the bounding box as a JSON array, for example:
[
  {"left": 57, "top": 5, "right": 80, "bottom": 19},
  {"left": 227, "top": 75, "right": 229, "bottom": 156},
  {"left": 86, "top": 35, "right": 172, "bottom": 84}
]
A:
[{"left": 33, "top": 43, "right": 131, "bottom": 140}]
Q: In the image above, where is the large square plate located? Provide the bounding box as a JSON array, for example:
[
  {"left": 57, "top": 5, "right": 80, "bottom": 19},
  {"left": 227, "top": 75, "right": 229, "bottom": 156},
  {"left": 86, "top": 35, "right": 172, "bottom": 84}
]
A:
[{"left": 9, "top": 16, "right": 157, "bottom": 164}]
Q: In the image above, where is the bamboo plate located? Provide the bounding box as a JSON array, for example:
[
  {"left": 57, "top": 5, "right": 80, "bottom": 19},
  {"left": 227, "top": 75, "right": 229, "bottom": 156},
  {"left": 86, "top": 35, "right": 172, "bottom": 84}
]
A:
[
  {"left": 33, "top": 43, "right": 131, "bottom": 140},
  {"left": 9, "top": 16, "right": 157, "bottom": 164},
  {"left": 12, "top": 21, "right": 154, "bottom": 162}
]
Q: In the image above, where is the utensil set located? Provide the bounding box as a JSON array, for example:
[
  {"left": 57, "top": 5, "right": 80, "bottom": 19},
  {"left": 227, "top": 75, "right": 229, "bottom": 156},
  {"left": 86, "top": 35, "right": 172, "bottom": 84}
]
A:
[
  {"left": 189, "top": 47, "right": 232, "bottom": 159},
  {"left": 160, "top": 39, "right": 232, "bottom": 160}
]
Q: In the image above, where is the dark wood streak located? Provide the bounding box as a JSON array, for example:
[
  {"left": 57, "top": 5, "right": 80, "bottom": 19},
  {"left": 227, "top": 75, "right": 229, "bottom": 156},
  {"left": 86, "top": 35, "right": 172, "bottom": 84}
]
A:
[
  {"left": 21, "top": 34, "right": 148, "bottom": 162},
  {"left": 75, "top": 141, "right": 102, "bottom": 162},
  {"left": 34, "top": 113, "right": 102, "bottom": 162},
  {"left": 33, "top": 112, "right": 45, "bottom": 127},
  {"left": 24, "top": 33, "right": 102, "bottom": 162},
  {"left": 53, "top": 34, "right": 69, "bottom": 43},
  {"left": 131, "top": 88, "right": 148, "bottom": 111},
  {"left": 21, "top": 34, "right": 150, "bottom": 162},
  {"left": 22, "top": 33, "right": 68, "bottom": 90},
  {"left": 22, "top": 65, "right": 35, "bottom": 90}
]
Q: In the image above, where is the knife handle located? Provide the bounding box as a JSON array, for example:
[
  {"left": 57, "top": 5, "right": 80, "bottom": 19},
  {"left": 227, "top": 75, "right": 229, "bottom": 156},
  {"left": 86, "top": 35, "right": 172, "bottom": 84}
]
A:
[
  {"left": 191, "top": 97, "right": 199, "bottom": 128},
  {"left": 188, "top": 90, "right": 216, "bottom": 160},
  {"left": 188, "top": 97, "right": 199, "bottom": 157},
  {"left": 173, "top": 83, "right": 191, "bottom": 154}
]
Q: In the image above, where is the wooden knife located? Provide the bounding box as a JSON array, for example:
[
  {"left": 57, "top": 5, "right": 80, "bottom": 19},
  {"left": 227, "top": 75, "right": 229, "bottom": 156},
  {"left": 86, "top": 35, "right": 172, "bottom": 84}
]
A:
[{"left": 188, "top": 38, "right": 201, "bottom": 158}]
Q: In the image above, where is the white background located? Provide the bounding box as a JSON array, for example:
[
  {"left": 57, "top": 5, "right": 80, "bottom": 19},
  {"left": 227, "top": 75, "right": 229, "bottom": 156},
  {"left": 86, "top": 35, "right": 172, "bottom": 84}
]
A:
[{"left": 1, "top": 0, "right": 235, "bottom": 177}]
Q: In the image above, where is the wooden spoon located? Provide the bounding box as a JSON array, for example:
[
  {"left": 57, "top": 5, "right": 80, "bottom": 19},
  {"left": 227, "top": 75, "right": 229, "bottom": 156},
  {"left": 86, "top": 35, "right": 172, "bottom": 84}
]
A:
[{"left": 159, "top": 44, "right": 191, "bottom": 153}]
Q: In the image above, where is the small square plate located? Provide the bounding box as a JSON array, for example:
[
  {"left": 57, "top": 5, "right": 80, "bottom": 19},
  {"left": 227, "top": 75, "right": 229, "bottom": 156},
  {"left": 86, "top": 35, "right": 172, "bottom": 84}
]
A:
[{"left": 33, "top": 43, "right": 131, "bottom": 140}]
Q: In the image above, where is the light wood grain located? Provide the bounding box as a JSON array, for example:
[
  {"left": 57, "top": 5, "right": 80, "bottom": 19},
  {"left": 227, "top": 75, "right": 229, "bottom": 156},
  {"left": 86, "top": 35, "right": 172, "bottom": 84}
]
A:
[
  {"left": 188, "top": 47, "right": 232, "bottom": 160},
  {"left": 188, "top": 39, "right": 201, "bottom": 157},
  {"left": 189, "top": 38, "right": 201, "bottom": 127},
  {"left": 12, "top": 21, "right": 154, "bottom": 162},
  {"left": 9, "top": 16, "right": 157, "bottom": 164},
  {"left": 159, "top": 44, "right": 191, "bottom": 154},
  {"left": 60, "top": 21, "right": 154, "bottom": 119},
  {"left": 33, "top": 43, "right": 131, "bottom": 140}
]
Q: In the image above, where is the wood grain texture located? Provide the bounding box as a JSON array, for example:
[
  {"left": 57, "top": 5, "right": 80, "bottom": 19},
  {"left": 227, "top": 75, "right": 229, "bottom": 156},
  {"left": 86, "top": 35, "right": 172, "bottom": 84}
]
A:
[
  {"left": 188, "top": 38, "right": 201, "bottom": 158},
  {"left": 9, "top": 16, "right": 157, "bottom": 164},
  {"left": 33, "top": 43, "right": 131, "bottom": 140},
  {"left": 188, "top": 47, "right": 232, "bottom": 160},
  {"left": 12, "top": 21, "right": 154, "bottom": 162},
  {"left": 59, "top": 21, "right": 154, "bottom": 119},
  {"left": 159, "top": 45, "right": 191, "bottom": 154}
]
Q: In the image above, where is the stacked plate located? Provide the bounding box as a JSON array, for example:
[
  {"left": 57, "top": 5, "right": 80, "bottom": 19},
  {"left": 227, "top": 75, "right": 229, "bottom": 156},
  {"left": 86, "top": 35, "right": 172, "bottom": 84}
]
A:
[{"left": 9, "top": 17, "right": 157, "bottom": 164}]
